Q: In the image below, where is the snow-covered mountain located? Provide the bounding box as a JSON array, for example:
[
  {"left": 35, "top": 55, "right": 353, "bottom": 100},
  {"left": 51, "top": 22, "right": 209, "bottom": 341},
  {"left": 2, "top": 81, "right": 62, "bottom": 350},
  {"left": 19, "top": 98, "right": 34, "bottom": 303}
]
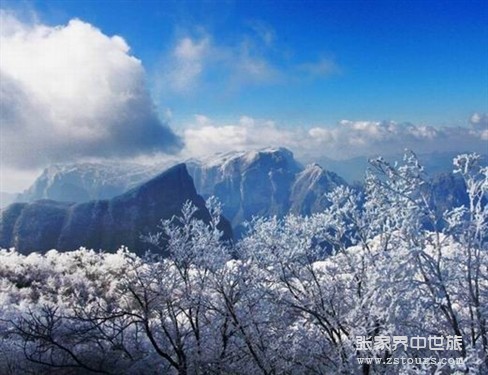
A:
[
  {"left": 187, "top": 148, "right": 348, "bottom": 236},
  {"left": 3, "top": 148, "right": 479, "bottom": 249},
  {"left": 289, "top": 163, "right": 346, "bottom": 216},
  {"left": 17, "top": 162, "right": 164, "bottom": 203},
  {"left": 1, "top": 164, "right": 232, "bottom": 254},
  {"left": 15, "top": 147, "right": 476, "bottom": 240},
  {"left": 17, "top": 148, "right": 348, "bottom": 237}
]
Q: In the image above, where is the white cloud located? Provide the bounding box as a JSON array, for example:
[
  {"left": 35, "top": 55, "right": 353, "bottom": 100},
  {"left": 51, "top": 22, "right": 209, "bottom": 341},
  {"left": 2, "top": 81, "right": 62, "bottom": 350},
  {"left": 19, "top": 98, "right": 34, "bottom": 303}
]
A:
[
  {"left": 182, "top": 115, "right": 300, "bottom": 157},
  {"left": 161, "top": 33, "right": 279, "bottom": 95},
  {"left": 181, "top": 115, "right": 488, "bottom": 162},
  {"left": 0, "top": 12, "right": 182, "bottom": 170},
  {"left": 160, "top": 26, "right": 336, "bottom": 96},
  {"left": 167, "top": 36, "right": 210, "bottom": 93},
  {"left": 470, "top": 112, "right": 488, "bottom": 129},
  {"left": 304, "top": 120, "right": 487, "bottom": 160},
  {"left": 174, "top": 36, "right": 209, "bottom": 60}
]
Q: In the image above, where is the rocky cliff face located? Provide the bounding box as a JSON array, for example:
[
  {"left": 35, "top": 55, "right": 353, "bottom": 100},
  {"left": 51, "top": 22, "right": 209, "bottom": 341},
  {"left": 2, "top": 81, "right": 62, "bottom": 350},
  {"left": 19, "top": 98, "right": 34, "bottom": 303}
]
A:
[
  {"left": 290, "top": 163, "right": 346, "bottom": 216},
  {"left": 0, "top": 164, "right": 232, "bottom": 255},
  {"left": 12, "top": 148, "right": 348, "bottom": 239},
  {"left": 187, "top": 148, "right": 347, "bottom": 236}
]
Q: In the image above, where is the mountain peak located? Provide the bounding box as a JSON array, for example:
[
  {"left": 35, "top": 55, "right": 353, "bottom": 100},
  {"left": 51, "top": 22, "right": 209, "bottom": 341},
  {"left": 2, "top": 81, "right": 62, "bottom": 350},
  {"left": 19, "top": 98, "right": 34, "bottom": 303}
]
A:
[
  {"left": 192, "top": 147, "right": 297, "bottom": 169},
  {"left": 303, "top": 162, "right": 324, "bottom": 172},
  {"left": 1, "top": 163, "right": 232, "bottom": 254},
  {"left": 17, "top": 161, "right": 165, "bottom": 203},
  {"left": 186, "top": 148, "right": 347, "bottom": 236},
  {"left": 241, "top": 147, "right": 296, "bottom": 166},
  {"left": 120, "top": 163, "right": 193, "bottom": 199}
]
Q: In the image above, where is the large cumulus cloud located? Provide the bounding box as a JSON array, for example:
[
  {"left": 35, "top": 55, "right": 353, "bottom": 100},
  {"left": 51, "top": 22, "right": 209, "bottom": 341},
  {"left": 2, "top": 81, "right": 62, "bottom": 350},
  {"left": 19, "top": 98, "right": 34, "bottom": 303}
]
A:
[{"left": 0, "top": 12, "right": 182, "bottom": 169}]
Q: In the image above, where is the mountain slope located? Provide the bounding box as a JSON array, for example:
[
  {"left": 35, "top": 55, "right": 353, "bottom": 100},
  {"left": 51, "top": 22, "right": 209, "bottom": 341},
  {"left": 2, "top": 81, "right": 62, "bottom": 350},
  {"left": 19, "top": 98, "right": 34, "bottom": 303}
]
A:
[
  {"left": 290, "top": 163, "right": 346, "bottom": 216},
  {"left": 0, "top": 164, "right": 232, "bottom": 254},
  {"left": 10, "top": 148, "right": 347, "bottom": 242},
  {"left": 187, "top": 148, "right": 347, "bottom": 235},
  {"left": 17, "top": 162, "right": 164, "bottom": 203}
]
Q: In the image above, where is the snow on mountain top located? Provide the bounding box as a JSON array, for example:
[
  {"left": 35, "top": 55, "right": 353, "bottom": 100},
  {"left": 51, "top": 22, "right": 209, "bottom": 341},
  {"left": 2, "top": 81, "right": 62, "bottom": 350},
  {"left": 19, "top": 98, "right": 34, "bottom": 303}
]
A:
[
  {"left": 295, "top": 163, "right": 325, "bottom": 184},
  {"left": 18, "top": 161, "right": 170, "bottom": 203},
  {"left": 303, "top": 163, "right": 324, "bottom": 174},
  {"left": 190, "top": 147, "right": 297, "bottom": 170}
]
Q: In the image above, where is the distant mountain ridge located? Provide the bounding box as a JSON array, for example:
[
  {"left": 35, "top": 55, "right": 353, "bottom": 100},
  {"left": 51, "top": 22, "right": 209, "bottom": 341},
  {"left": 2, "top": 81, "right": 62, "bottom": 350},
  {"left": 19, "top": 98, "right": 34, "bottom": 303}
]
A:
[
  {"left": 290, "top": 163, "right": 345, "bottom": 216},
  {"left": 0, "top": 164, "right": 232, "bottom": 255},
  {"left": 187, "top": 148, "right": 348, "bottom": 235},
  {"left": 17, "top": 162, "right": 164, "bottom": 203},
  {"left": 17, "top": 150, "right": 479, "bottom": 205},
  {"left": 14, "top": 148, "right": 349, "bottom": 236},
  {"left": 7, "top": 148, "right": 479, "bottom": 242}
]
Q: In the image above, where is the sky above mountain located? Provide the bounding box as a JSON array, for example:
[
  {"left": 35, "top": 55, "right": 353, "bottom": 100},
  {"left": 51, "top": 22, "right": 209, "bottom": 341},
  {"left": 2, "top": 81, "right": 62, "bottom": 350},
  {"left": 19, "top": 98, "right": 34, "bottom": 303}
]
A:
[{"left": 0, "top": 0, "right": 487, "bottom": 192}]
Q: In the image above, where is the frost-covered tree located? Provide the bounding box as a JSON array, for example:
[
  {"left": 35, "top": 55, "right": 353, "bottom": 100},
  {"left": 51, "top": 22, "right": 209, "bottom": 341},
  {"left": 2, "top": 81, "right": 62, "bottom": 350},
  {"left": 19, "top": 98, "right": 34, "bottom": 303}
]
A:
[{"left": 0, "top": 152, "right": 486, "bottom": 374}]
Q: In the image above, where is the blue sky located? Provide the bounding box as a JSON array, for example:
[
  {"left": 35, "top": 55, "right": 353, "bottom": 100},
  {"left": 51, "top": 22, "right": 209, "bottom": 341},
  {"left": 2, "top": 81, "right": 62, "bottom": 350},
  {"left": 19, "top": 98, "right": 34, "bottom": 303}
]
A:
[
  {"left": 5, "top": 0, "right": 487, "bottom": 126},
  {"left": 0, "top": 0, "right": 487, "bottom": 192}
]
